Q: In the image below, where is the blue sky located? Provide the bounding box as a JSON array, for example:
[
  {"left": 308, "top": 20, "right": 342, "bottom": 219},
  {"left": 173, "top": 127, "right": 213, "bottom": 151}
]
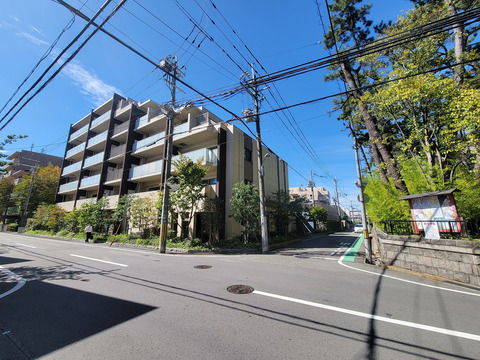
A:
[{"left": 0, "top": 0, "right": 413, "bottom": 210}]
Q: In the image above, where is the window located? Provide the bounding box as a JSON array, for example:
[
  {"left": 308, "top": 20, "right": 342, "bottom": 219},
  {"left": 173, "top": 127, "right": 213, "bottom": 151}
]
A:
[{"left": 244, "top": 148, "right": 252, "bottom": 162}]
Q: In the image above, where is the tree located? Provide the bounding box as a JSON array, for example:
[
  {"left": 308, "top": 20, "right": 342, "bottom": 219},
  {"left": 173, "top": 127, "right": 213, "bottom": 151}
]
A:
[
  {"left": 267, "top": 190, "right": 302, "bottom": 237},
  {"left": 230, "top": 182, "right": 260, "bottom": 243},
  {"left": 0, "top": 135, "right": 27, "bottom": 176},
  {"left": 0, "top": 176, "right": 15, "bottom": 224},
  {"left": 309, "top": 206, "right": 328, "bottom": 231},
  {"left": 169, "top": 155, "right": 208, "bottom": 239},
  {"left": 201, "top": 196, "right": 224, "bottom": 245},
  {"left": 76, "top": 197, "right": 112, "bottom": 236},
  {"left": 111, "top": 194, "right": 137, "bottom": 234},
  {"left": 13, "top": 164, "right": 60, "bottom": 214},
  {"left": 26, "top": 204, "right": 66, "bottom": 232},
  {"left": 324, "top": 0, "right": 408, "bottom": 193},
  {"left": 130, "top": 193, "right": 159, "bottom": 238}
]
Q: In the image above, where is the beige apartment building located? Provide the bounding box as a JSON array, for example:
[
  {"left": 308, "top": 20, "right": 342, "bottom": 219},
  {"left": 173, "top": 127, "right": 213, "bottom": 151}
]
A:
[{"left": 55, "top": 94, "right": 288, "bottom": 239}]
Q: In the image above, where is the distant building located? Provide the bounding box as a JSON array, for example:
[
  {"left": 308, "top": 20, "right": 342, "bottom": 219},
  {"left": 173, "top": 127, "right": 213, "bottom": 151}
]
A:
[
  {"left": 289, "top": 186, "right": 331, "bottom": 206},
  {"left": 1, "top": 150, "right": 63, "bottom": 226},
  {"left": 55, "top": 94, "right": 288, "bottom": 239},
  {"left": 5, "top": 150, "right": 63, "bottom": 185}
]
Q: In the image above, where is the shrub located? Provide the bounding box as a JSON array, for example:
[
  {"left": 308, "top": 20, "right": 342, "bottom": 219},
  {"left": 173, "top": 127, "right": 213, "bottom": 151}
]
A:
[{"left": 7, "top": 223, "right": 18, "bottom": 232}]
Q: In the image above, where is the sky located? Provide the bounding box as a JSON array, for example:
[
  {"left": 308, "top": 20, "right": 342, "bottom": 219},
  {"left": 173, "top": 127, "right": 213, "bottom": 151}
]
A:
[{"left": 0, "top": 0, "right": 414, "bottom": 212}]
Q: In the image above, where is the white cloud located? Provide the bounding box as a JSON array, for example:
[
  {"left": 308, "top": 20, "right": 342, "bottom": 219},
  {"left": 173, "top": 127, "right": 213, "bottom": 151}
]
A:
[
  {"left": 16, "top": 31, "right": 121, "bottom": 106},
  {"left": 62, "top": 62, "right": 121, "bottom": 106},
  {"left": 31, "top": 26, "right": 46, "bottom": 38},
  {"left": 16, "top": 32, "right": 49, "bottom": 46}
]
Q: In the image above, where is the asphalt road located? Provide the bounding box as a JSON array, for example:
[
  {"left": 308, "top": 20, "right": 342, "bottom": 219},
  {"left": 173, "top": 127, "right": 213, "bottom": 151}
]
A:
[{"left": 1, "top": 231, "right": 479, "bottom": 359}]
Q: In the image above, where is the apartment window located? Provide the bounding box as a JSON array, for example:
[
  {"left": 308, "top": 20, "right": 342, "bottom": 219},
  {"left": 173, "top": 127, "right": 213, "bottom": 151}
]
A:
[{"left": 244, "top": 148, "right": 252, "bottom": 162}]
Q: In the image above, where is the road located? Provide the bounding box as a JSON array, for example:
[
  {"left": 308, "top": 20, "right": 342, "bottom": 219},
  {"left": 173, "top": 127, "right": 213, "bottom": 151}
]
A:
[{"left": 1, "top": 231, "right": 479, "bottom": 359}]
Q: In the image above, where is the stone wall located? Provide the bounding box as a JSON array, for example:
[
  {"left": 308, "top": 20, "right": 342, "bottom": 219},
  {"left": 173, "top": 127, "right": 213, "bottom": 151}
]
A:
[{"left": 373, "top": 227, "right": 480, "bottom": 286}]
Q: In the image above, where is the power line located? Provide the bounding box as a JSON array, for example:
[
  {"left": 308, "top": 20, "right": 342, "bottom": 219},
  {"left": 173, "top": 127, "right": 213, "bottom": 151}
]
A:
[
  {"left": 0, "top": 0, "right": 122, "bottom": 132},
  {"left": 0, "top": 9, "right": 77, "bottom": 117}
]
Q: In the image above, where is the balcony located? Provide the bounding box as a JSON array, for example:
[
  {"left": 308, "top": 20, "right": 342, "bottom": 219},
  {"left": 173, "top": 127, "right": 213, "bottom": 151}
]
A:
[
  {"left": 129, "top": 160, "right": 163, "bottom": 181},
  {"left": 132, "top": 132, "right": 164, "bottom": 155},
  {"left": 173, "top": 122, "right": 189, "bottom": 139},
  {"left": 62, "top": 161, "right": 82, "bottom": 176},
  {"left": 105, "top": 168, "right": 123, "bottom": 183},
  {"left": 87, "top": 130, "right": 108, "bottom": 149},
  {"left": 66, "top": 142, "right": 86, "bottom": 159},
  {"left": 69, "top": 124, "right": 88, "bottom": 142},
  {"left": 113, "top": 121, "right": 129, "bottom": 137},
  {"left": 58, "top": 180, "right": 79, "bottom": 194},
  {"left": 79, "top": 174, "right": 101, "bottom": 189},
  {"left": 175, "top": 148, "right": 217, "bottom": 166},
  {"left": 135, "top": 109, "right": 165, "bottom": 134},
  {"left": 84, "top": 152, "right": 104, "bottom": 168},
  {"left": 91, "top": 110, "right": 111, "bottom": 129},
  {"left": 109, "top": 144, "right": 126, "bottom": 159}
]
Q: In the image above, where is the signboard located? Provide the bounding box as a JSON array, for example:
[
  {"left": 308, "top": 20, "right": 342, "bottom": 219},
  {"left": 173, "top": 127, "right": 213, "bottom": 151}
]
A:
[
  {"left": 422, "top": 221, "right": 440, "bottom": 239},
  {"left": 411, "top": 195, "right": 457, "bottom": 222},
  {"left": 401, "top": 190, "right": 461, "bottom": 235}
]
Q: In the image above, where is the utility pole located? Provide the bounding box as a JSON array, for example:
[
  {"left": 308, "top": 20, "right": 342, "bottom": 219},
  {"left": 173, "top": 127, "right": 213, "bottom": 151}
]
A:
[
  {"left": 18, "top": 163, "right": 38, "bottom": 231},
  {"left": 354, "top": 137, "right": 372, "bottom": 263},
  {"left": 158, "top": 56, "right": 183, "bottom": 253},
  {"left": 334, "top": 176, "right": 343, "bottom": 231},
  {"left": 308, "top": 170, "right": 315, "bottom": 206},
  {"left": 243, "top": 64, "right": 268, "bottom": 253}
]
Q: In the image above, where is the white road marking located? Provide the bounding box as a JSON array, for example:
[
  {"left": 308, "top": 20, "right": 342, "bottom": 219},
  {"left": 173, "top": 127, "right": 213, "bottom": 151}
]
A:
[
  {"left": 16, "top": 243, "right": 37, "bottom": 249},
  {"left": 338, "top": 239, "right": 480, "bottom": 298},
  {"left": 0, "top": 266, "right": 26, "bottom": 298},
  {"left": 254, "top": 290, "right": 480, "bottom": 342},
  {"left": 70, "top": 254, "right": 128, "bottom": 267}
]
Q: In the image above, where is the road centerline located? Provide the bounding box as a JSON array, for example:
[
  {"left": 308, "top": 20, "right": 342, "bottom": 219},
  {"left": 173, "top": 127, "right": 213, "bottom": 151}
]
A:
[
  {"left": 70, "top": 254, "right": 128, "bottom": 267},
  {"left": 253, "top": 290, "right": 480, "bottom": 342}
]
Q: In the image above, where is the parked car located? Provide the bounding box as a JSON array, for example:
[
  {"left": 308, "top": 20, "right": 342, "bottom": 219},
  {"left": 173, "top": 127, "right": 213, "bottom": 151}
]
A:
[{"left": 354, "top": 224, "right": 364, "bottom": 233}]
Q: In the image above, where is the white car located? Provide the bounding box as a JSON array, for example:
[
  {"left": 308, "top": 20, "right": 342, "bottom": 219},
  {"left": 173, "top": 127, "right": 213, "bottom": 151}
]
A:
[{"left": 354, "top": 224, "right": 364, "bottom": 233}]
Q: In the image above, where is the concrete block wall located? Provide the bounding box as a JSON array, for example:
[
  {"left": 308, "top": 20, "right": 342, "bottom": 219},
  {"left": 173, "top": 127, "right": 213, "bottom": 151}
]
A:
[{"left": 373, "top": 228, "right": 480, "bottom": 286}]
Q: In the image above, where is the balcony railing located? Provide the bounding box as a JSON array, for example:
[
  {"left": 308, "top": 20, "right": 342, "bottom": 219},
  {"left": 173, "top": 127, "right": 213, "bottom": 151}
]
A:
[
  {"left": 69, "top": 124, "right": 88, "bottom": 142},
  {"left": 62, "top": 161, "right": 82, "bottom": 176},
  {"left": 173, "top": 122, "right": 189, "bottom": 137},
  {"left": 91, "top": 110, "right": 111, "bottom": 128},
  {"left": 59, "top": 180, "right": 79, "bottom": 193},
  {"left": 106, "top": 168, "right": 123, "bottom": 182},
  {"left": 66, "top": 142, "right": 86, "bottom": 158},
  {"left": 80, "top": 174, "right": 101, "bottom": 188},
  {"left": 84, "top": 152, "right": 104, "bottom": 168},
  {"left": 87, "top": 130, "right": 108, "bottom": 148},
  {"left": 132, "top": 132, "right": 164, "bottom": 153},
  {"left": 175, "top": 148, "right": 217, "bottom": 165},
  {"left": 129, "top": 160, "right": 163, "bottom": 179},
  {"left": 135, "top": 109, "right": 163, "bottom": 130},
  {"left": 113, "top": 121, "right": 129, "bottom": 137},
  {"left": 109, "top": 144, "right": 126, "bottom": 159}
]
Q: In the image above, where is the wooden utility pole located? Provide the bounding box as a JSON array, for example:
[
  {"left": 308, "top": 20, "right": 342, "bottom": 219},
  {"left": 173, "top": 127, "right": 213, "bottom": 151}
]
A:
[
  {"left": 158, "top": 56, "right": 181, "bottom": 253},
  {"left": 252, "top": 65, "right": 269, "bottom": 254}
]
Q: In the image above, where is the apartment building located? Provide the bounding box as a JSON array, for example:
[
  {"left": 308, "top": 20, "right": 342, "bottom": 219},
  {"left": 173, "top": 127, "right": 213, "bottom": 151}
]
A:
[
  {"left": 56, "top": 94, "right": 289, "bottom": 239},
  {"left": 5, "top": 150, "right": 63, "bottom": 184},
  {"left": 289, "top": 186, "right": 331, "bottom": 206},
  {"left": 1, "top": 150, "right": 63, "bottom": 226}
]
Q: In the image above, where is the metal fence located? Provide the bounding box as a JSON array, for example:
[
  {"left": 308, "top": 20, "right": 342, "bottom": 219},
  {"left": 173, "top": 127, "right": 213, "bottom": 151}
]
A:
[{"left": 378, "top": 220, "right": 480, "bottom": 238}]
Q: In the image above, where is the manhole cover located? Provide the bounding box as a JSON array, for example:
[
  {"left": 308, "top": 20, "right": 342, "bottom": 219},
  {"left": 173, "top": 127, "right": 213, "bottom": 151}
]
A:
[
  {"left": 194, "top": 265, "right": 212, "bottom": 269},
  {"left": 227, "top": 285, "right": 254, "bottom": 294}
]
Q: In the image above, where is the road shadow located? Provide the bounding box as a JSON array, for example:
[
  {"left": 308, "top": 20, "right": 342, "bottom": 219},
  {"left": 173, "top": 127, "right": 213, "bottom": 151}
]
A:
[{"left": 1, "top": 279, "right": 156, "bottom": 358}]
